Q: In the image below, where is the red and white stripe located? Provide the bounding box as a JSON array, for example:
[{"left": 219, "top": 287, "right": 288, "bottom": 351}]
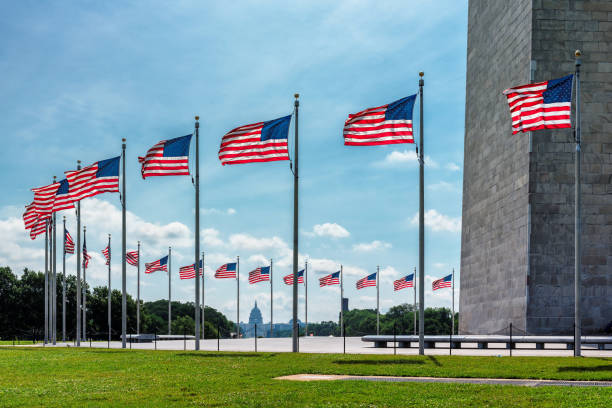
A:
[
  {"left": 319, "top": 273, "right": 340, "bottom": 287},
  {"left": 126, "top": 251, "right": 139, "bottom": 266},
  {"left": 248, "top": 267, "right": 270, "bottom": 284},
  {"left": 65, "top": 162, "right": 119, "bottom": 202},
  {"left": 503, "top": 81, "right": 571, "bottom": 134},
  {"left": 29, "top": 219, "right": 47, "bottom": 240},
  {"left": 138, "top": 140, "right": 190, "bottom": 178},
  {"left": 31, "top": 182, "right": 61, "bottom": 221},
  {"left": 344, "top": 105, "right": 413, "bottom": 146},
  {"left": 215, "top": 263, "right": 237, "bottom": 279},
  {"left": 179, "top": 264, "right": 202, "bottom": 280},
  {"left": 219, "top": 122, "right": 289, "bottom": 165},
  {"left": 393, "top": 277, "right": 413, "bottom": 291},
  {"left": 102, "top": 245, "right": 110, "bottom": 265},
  {"left": 432, "top": 278, "right": 452, "bottom": 291},
  {"left": 356, "top": 276, "right": 377, "bottom": 290},
  {"left": 23, "top": 203, "right": 38, "bottom": 230},
  {"left": 64, "top": 230, "right": 75, "bottom": 254},
  {"left": 283, "top": 273, "right": 304, "bottom": 285},
  {"left": 145, "top": 259, "right": 167, "bottom": 274}
]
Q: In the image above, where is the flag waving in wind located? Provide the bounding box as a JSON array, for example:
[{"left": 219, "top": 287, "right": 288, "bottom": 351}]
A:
[
  {"left": 64, "top": 228, "right": 75, "bottom": 254},
  {"left": 344, "top": 95, "right": 416, "bottom": 146},
  {"left": 82, "top": 236, "right": 92, "bottom": 269},
  {"left": 126, "top": 250, "right": 139, "bottom": 266},
  {"left": 394, "top": 273, "right": 414, "bottom": 291},
  {"left": 432, "top": 274, "right": 452, "bottom": 291},
  {"left": 219, "top": 115, "right": 292, "bottom": 165},
  {"left": 145, "top": 256, "right": 168, "bottom": 274},
  {"left": 248, "top": 266, "right": 270, "bottom": 284},
  {"left": 102, "top": 245, "right": 110, "bottom": 265},
  {"left": 215, "top": 263, "right": 237, "bottom": 278},
  {"left": 139, "top": 134, "right": 192, "bottom": 179},
  {"left": 65, "top": 157, "right": 120, "bottom": 202},
  {"left": 52, "top": 179, "right": 75, "bottom": 213},
  {"left": 503, "top": 75, "right": 573, "bottom": 134},
  {"left": 319, "top": 271, "right": 340, "bottom": 287},
  {"left": 31, "top": 182, "right": 61, "bottom": 221},
  {"left": 283, "top": 269, "right": 304, "bottom": 285},
  {"left": 356, "top": 272, "right": 377, "bottom": 289},
  {"left": 179, "top": 260, "right": 203, "bottom": 280}
]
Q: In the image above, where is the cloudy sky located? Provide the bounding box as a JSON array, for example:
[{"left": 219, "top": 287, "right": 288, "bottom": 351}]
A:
[{"left": 0, "top": 1, "right": 467, "bottom": 323}]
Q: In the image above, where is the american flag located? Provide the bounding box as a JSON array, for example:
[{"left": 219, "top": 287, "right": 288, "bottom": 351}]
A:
[
  {"left": 283, "top": 269, "right": 304, "bottom": 285},
  {"left": 394, "top": 273, "right": 414, "bottom": 291},
  {"left": 503, "top": 74, "right": 573, "bottom": 134},
  {"left": 126, "top": 250, "right": 139, "bottom": 266},
  {"left": 65, "top": 157, "right": 120, "bottom": 202},
  {"left": 179, "top": 260, "right": 203, "bottom": 280},
  {"left": 432, "top": 274, "right": 452, "bottom": 291},
  {"left": 219, "top": 115, "right": 292, "bottom": 165},
  {"left": 64, "top": 228, "right": 75, "bottom": 254},
  {"left": 248, "top": 266, "right": 270, "bottom": 284},
  {"left": 344, "top": 95, "right": 416, "bottom": 146},
  {"left": 23, "top": 203, "right": 38, "bottom": 230},
  {"left": 139, "top": 134, "right": 192, "bottom": 179},
  {"left": 29, "top": 219, "right": 47, "bottom": 240},
  {"left": 145, "top": 255, "right": 169, "bottom": 274},
  {"left": 82, "top": 236, "right": 92, "bottom": 269},
  {"left": 52, "top": 179, "right": 75, "bottom": 213},
  {"left": 102, "top": 245, "right": 110, "bottom": 265},
  {"left": 31, "top": 182, "right": 61, "bottom": 221},
  {"left": 356, "top": 272, "right": 377, "bottom": 290},
  {"left": 319, "top": 271, "right": 340, "bottom": 287},
  {"left": 215, "top": 262, "right": 237, "bottom": 279}
]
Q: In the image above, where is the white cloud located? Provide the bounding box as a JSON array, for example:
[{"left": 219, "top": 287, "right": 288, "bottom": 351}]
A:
[
  {"left": 309, "top": 223, "right": 350, "bottom": 238},
  {"left": 202, "top": 228, "right": 224, "bottom": 247},
  {"left": 373, "top": 150, "right": 438, "bottom": 168},
  {"left": 410, "top": 209, "right": 461, "bottom": 233},
  {"left": 228, "top": 233, "right": 288, "bottom": 252},
  {"left": 201, "top": 208, "right": 236, "bottom": 216},
  {"left": 446, "top": 162, "right": 461, "bottom": 172},
  {"left": 352, "top": 240, "right": 392, "bottom": 252},
  {"left": 428, "top": 181, "right": 459, "bottom": 192}
]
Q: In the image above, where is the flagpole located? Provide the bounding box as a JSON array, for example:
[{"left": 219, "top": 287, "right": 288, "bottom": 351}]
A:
[
  {"left": 305, "top": 260, "right": 308, "bottom": 337},
  {"left": 44, "top": 219, "right": 48, "bottom": 344},
  {"left": 137, "top": 241, "right": 140, "bottom": 336},
  {"left": 52, "top": 188, "right": 57, "bottom": 345},
  {"left": 292, "top": 93, "right": 300, "bottom": 352},
  {"left": 574, "top": 50, "right": 582, "bottom": 357},
  {"left": 270, "top": 258, "right": 273, "bottom": 338},
  {"left": 76, "top": 160, "right": 81, "bottom": 347},
  {"left": 121, "top": 138, "right": 127, "bottom": 349},
  {"left": 108, "top": 234, "right": 112, "bottom": 344},
  {"left": 49, "top": 220, "right": 54, "bottom": 342},
  {"left": 206, "top": 250, "right": 208, "bottom": 340},
  {"left": 376, "top": 266, "right": 380, "bottom": 335},
  {"left": 168, "top": 246, "right": 172, "bottom": 335},
  {"left": 236, "top": 256, "right": 240, "bottom": 338},
  {"left": 418, "top": 72, "right": 425, "bottom": 356},
  {"left": 82, "top": 225, "right": 87, "bottom": 341},
  {"left": 194, "top": 116, "right": 201, "bottom": 351},
  {"left": 414, "top": 267, "right": 417, "bottom": 336},
  {"left": 452, "top": 268, "right": 455, "bottom": 336},
  {"left": 340, "top": 265, "right": 345, "bottom": 337},
  {"left": 62, "top": 216, "right": 66, "bottom": 342}
]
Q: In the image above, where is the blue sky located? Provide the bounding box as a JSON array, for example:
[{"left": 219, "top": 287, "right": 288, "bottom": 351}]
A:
[{"left": 0, "top": 1, "right": 467, "bottom": 323}]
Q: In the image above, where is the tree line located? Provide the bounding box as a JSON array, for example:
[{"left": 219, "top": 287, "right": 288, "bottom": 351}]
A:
[{"left": 1, "top": 266, "right": 458, "bottom": 340}]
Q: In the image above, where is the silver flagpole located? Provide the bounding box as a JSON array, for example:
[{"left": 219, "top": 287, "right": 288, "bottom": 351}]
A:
[
  {"left": 376, "top": 266, "right": 380, "bottom": 335},
  {"left": 418, "top": 72, "right": 425, "bottom": 355},
  {"left": 52, "top": 188, "right": 57, "bottom": 345},
  {"left": 270, "top": 258, "right": 273, "bottom": 338},
  {"left": 49, "top": 220, "right": 53, "bottom": 342},
  {"left": 82, "top": 225, "right": 87, "bottom": 341},
  {"left": 168, "top": 246, "right": 172, "bottom": 335},
  {"left": 574, "top": 50, "right": 582, "bottom": 357},
  {"left": 137, "top": 241, "right": 140, "bottom": 336},
  {"left": 44, "top": 219, "right": 48, "bottom": 344},
  {"left": 236, "top": 256, "right": 240, "bottom": 338},
  {"left": 121, "top": 138, "right": 127, "bottom": 349},
  {"left": 414, "top": 267, "right": 417, "bottom": 336},
  {"left": 194, "top": 116, "right": 201, "bottom": 351},
  {"left": 62, "top": 216, "right": 66, "bottom": 342},
  {"left": 292, "top": 93, "right": 300, "bottom": 352},
  {"left": 340, "top": 265, "right": 344, "bottom": 337},
  {"left": 305, "top": 260, "right": 308, "bottom": 337},
  {"left": 76, "top": 160, "right": 81, "bottom": 346},
  {"left": 202, "top": 251, "right": 205, "bottom": 340},
  {"left": 452, "top": 268, "right": 455, "bottom": 336},
  {"left": 108, "top": 234, "right": 112, "bottom": 344}
]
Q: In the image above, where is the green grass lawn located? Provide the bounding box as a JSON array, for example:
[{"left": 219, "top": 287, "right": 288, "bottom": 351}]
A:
[
  {"left": 0, "top": 348, "right": 611, "bottom": 407},
  {"left": 0, "top": 340, "right": 40, "bottom": 345}
]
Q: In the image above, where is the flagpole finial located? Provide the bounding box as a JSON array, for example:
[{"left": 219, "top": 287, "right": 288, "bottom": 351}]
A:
[
  {"left": 77, "top": 160, "right": 81, "bottom": 164},
  {"left": 122, "top": 138, "right": 126, "bottom": 142},
  {"left": 84, "top": 226, "right": 86, "bottom": 232},
  {"left": 294, "top": 93, "right": 299, "bottom": 99},
  {"left": 195, "top": 115, "right": 199, "bottom": 121},
  {"left": 419, "top": 71, "right": 424, "bottom": 77},
  {"left": 575, "top": 49, "right": 581, "bottom": 57}
]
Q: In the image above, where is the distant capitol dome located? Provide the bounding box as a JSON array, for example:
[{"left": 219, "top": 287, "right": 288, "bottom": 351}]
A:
[{"left": 248, "top": 301, "right": 263, "bottom": 326}]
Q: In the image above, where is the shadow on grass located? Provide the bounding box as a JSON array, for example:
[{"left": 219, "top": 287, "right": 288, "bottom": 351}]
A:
[
  {"left": 333, "top": 359, "right": 424, "bottom": 366},
  {"left": 558, "top": 365, "right": 612, "bottom": 373},
  {"left": 427, "top": 356, "right": 442, "bottom": 367},
  {"left": 175, "top": 353, "right": 271, "bottom": 358}
]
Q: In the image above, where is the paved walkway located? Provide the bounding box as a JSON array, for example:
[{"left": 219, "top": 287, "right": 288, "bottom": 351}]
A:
[
  {"left": 275, "top": 374, "right": 612, "bottom": 387},
  {"left": 33, "top": 336, "right": 612, "bottom": 357}
]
